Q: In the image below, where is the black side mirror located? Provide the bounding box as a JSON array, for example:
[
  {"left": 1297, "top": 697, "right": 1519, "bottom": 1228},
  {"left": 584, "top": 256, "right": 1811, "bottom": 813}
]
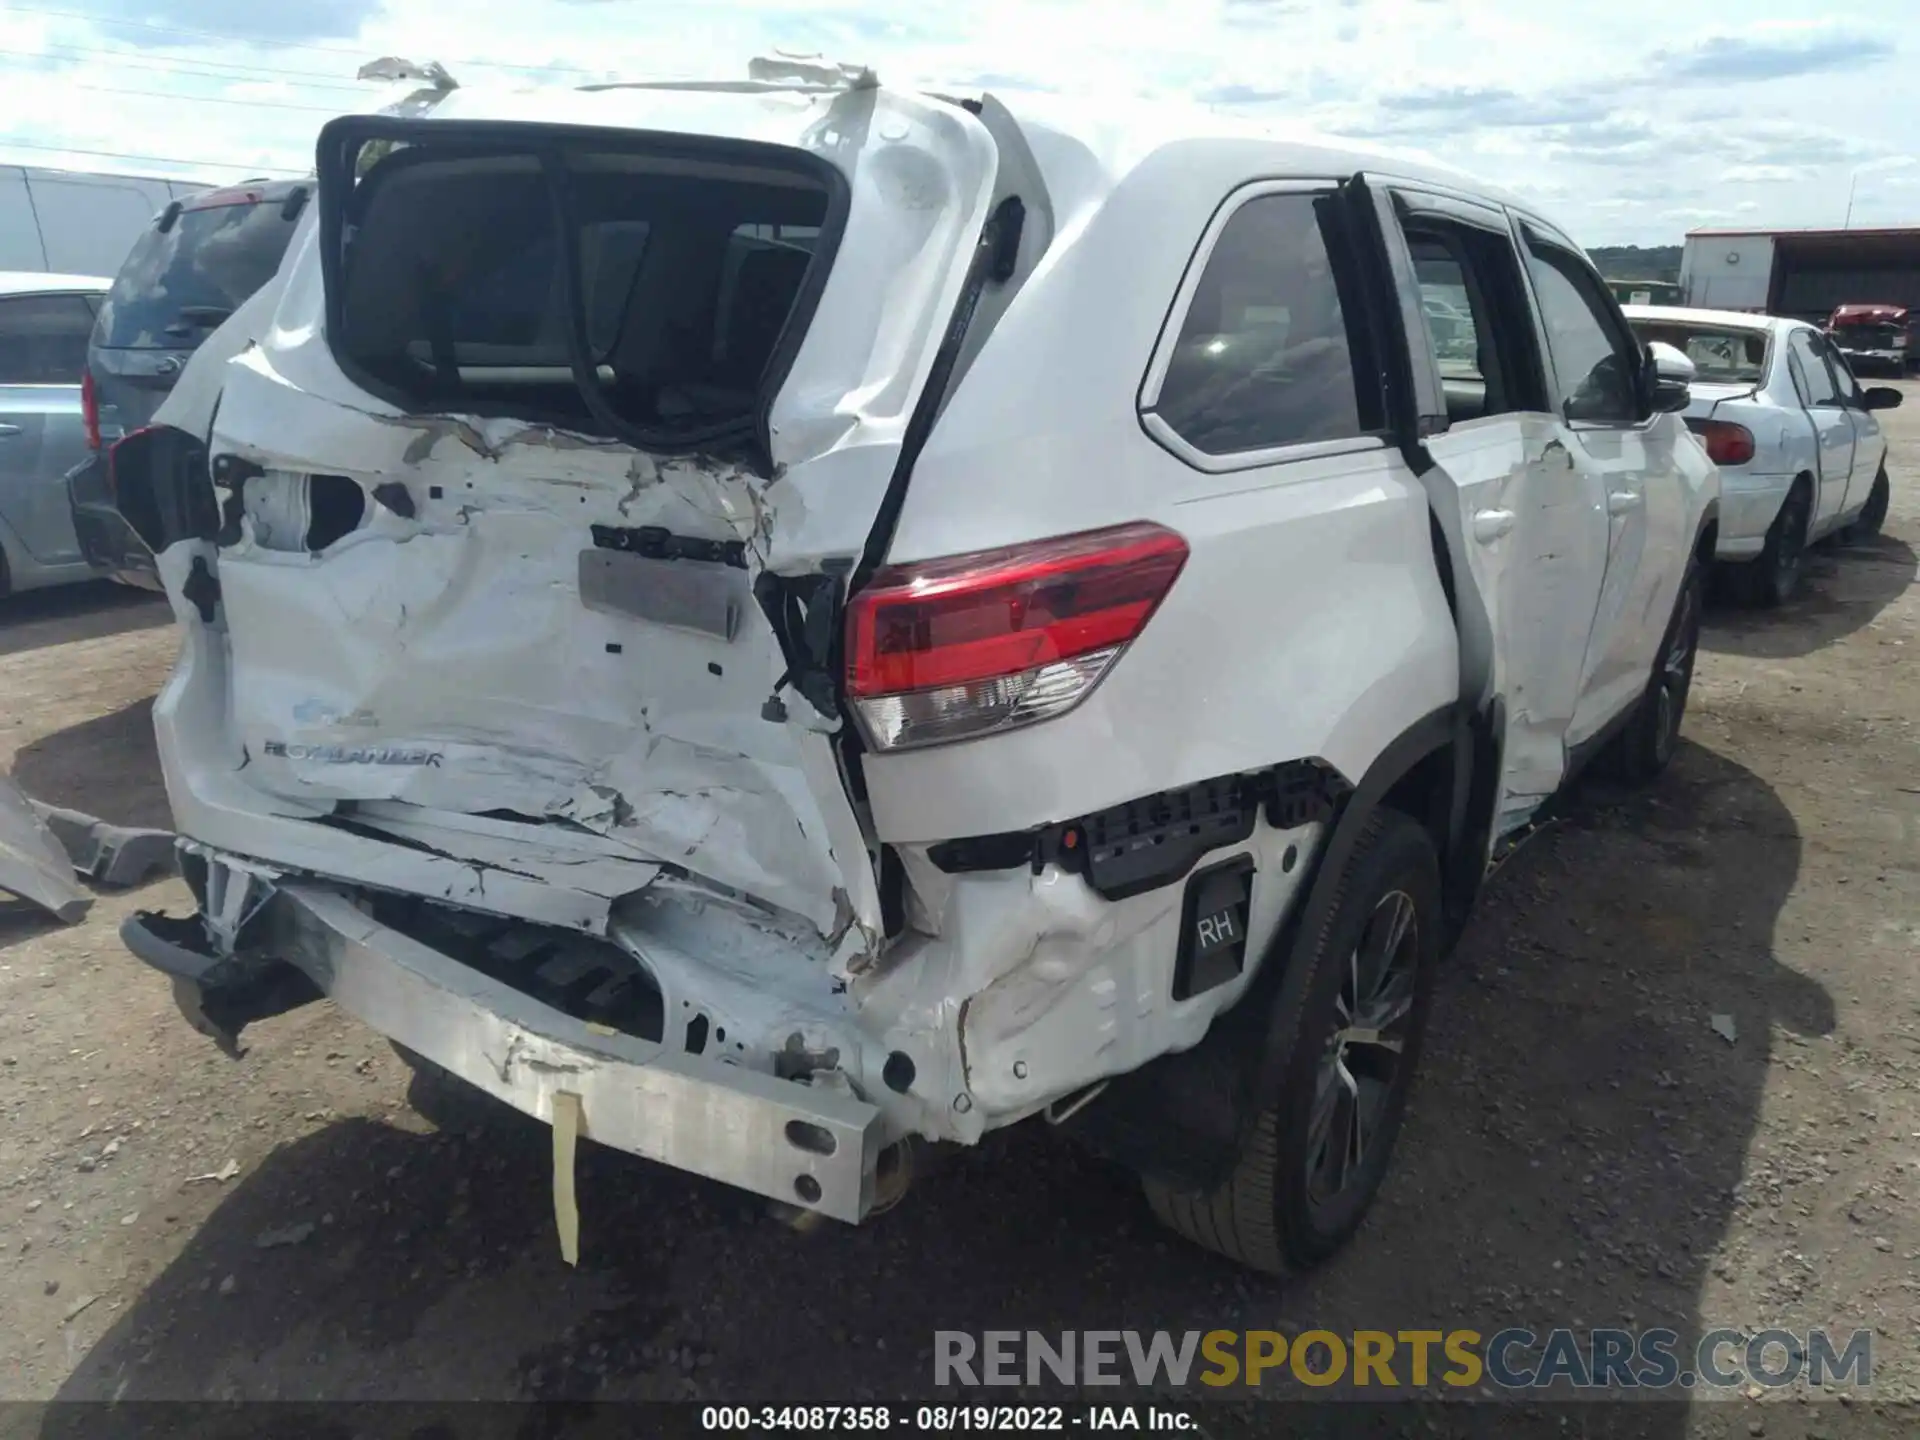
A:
[
  {"left": 1862, "top": 385, "right": 1904, "bottom": 411},
  {"left": 1651, "top": 378, "right": 1693, "bottom": 413},
  {"left": 1642, "top": 340, "right": 1695, "bottom": 415}
]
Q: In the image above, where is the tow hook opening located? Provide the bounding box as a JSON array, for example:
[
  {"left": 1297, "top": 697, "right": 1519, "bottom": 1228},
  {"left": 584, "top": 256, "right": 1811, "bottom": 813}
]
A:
[
  {"left": 769, "top": 1135, "right": 918, "bottom": 1233},
  {"left": 784, "top": 1119, "right": 838, "bottom": 1156}
]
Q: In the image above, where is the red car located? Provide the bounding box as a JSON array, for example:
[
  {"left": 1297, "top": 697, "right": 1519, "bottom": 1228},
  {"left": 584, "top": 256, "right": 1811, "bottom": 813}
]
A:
[{"left": 1826, "top": 303, "right": 1912, "bottom": 376}]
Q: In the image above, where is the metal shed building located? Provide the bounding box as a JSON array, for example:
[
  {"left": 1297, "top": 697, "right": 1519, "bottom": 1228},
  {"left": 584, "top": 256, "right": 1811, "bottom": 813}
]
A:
[{"left": 1680, "top": 224, "right": 1920, "bottom": 324}]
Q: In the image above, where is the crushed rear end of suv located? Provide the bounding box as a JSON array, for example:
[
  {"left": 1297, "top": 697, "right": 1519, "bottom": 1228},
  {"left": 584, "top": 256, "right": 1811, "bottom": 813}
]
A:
[{"left": 114, "top": 68, "right": 1715, "bottom": 1273}]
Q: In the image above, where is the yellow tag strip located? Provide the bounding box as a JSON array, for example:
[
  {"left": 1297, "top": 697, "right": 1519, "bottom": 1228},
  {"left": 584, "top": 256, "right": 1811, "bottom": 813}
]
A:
[{"left": 551, "top": 1090, "right": 583, "bottom": 1267}]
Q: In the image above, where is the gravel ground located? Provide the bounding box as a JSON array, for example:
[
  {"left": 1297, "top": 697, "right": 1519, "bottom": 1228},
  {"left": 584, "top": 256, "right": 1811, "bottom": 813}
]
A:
[{"left": 2, "top": 387, "right": 1918, "bottom": 1438}]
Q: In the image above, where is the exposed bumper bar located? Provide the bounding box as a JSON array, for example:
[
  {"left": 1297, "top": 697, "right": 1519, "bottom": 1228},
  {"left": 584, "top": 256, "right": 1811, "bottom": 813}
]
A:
[{"left": 130, "top": 881, "right": 884, "bottom": 1222}]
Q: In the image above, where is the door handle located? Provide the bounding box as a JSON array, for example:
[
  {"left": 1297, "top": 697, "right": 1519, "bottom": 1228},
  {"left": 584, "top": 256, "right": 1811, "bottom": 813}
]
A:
[
  {"left": 1472, "top": 508, "right": 1516, "bottom": 543},
  {"left": 1607, "top": 491, "right": 1643, "bottom": 514},
  {"left": 0, "top": 423, "right": 23, "bottom": 438}
]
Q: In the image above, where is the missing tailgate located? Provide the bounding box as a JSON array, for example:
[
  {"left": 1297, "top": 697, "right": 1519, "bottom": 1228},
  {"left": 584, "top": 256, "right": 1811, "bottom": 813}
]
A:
[{"left": 316, "top": 117, "right": 850, "bottom": 474}]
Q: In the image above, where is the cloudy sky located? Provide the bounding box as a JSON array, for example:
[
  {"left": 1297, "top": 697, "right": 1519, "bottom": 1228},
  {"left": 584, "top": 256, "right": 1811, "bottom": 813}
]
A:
[{"left": 1, "top": 0, "right": 1914, "bottom": 246}]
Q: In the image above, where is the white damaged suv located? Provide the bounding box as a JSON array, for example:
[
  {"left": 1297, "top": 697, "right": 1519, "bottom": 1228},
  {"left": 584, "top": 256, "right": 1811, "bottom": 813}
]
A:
[{"left": 110, "top": 71, "right": 1717, "bottom": 1274}]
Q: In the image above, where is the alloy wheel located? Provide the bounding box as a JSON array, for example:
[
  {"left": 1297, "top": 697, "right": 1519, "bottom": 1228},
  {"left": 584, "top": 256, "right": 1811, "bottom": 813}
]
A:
[{"left": 1306, "top": 889, "right": 1420, "bottom": 1209}]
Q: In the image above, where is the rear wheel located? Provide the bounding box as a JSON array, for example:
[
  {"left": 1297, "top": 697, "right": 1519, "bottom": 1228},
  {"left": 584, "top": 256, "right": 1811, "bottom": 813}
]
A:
[
  {"left": 1844, "top": 463, "right": 1890, "bottom": 542},
  {"left": 1734, "top": 483, "right": 1810, "bottom": 607},
  {"left": 1143, "top": 810, "right": 1440, "bottom": 1275},
  {"left": 1606, "top": 560, "right": 1702, "bottom": 784}
]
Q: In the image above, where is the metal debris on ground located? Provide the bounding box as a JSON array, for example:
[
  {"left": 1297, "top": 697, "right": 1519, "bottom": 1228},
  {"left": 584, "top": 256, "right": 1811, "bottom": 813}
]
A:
[
  {"left": 1711, "top": 1013, "right": 1739, "bottom": 1045},
  {"left": 28, "top": 803, "right": 177, "bottom": 888},
  {"left": 186, "top": 1158, "right": 241, "bottom": 1185},
  {"left": 0, "top": 772, "right": 91, "bottom": 923}
]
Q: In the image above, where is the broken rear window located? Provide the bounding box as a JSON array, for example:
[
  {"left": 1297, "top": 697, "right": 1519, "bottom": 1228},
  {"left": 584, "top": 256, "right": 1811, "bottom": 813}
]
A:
[
  {"left": 322, "top": 124, "right": 841, "bottom": 452},
  {"left": 1626, "top": 321, "right": 1768, "bottom": 385}
]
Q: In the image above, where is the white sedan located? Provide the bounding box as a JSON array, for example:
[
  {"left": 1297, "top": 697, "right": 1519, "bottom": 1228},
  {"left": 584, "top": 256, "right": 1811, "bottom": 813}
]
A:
[{"left": 1625, "top": 304, "right": 1901, "bottom": 605}]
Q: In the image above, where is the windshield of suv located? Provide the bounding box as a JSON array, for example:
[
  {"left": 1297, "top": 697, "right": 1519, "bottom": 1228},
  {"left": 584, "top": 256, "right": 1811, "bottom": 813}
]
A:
[
  {"left": 1627, "top": 321, "right": 1768, "bottom": 384},
  {"left": 327, "top": 139, "right": 834, "bottom": 445},
  {"left": 94, "top": 190, "right": 303, "bottom": 349}
]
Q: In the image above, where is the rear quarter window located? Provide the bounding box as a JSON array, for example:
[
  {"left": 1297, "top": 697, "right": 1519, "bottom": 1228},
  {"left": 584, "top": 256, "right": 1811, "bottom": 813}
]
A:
[
  {"left": 95, "top": 196, "right": 301, "bottom": 350},
  {"left": 1150, "top": 191, "right": 1373, "bottom": 457}
]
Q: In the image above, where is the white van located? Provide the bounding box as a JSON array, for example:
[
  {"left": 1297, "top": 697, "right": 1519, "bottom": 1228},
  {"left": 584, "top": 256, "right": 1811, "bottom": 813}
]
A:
[{"left": 0, "top": 164, "right": 206, "bottom": 279}]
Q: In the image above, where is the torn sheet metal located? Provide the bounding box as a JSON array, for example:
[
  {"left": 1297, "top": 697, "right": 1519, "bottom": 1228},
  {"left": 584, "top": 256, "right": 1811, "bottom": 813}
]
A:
[
  {"left": 262, "top": 881, "right": 881, "bottom": 1221},
  {"left": 28, "top": 803, "right": 177, "bottom": 889},
  {"left": 853, "top": 814, "right": 1326, "bottom": 1141},
  {"left": 745, "top": 53, "right": 877, "bottom": 90},
  {"left": 358, "top": 55, "right": 460, "bottom": 118},
  {"left": 151, "top": 81, "right": 998, "bottom": 962},
  {"left": 0, "top": 773, "right": 91, "bottom": 923},
  {"left": 357, "top": 56, "right": 458, "bottom": 89}
]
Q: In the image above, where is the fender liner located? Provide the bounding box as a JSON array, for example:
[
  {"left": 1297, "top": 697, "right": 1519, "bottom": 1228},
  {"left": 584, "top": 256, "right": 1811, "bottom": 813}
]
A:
[{"left": 1057, "top": 702, "right": 1466, "bottom": 1190}]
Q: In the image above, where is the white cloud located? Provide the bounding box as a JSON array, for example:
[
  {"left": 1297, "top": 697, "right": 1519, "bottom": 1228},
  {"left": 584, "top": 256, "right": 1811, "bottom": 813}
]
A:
[
  {"left": 1720, "top": 165, "right": 1816, "bottom": 184},
  {"left": 0, "top": 0, "right": 1913, "bottom": 244}
]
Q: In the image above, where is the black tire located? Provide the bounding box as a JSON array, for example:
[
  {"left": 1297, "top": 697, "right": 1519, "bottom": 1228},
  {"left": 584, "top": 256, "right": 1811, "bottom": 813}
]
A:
[
  {"left": 1733, "top": 482, "right": 1810, "bottom": 607},
  {"left": 1844, "top": 463, "right": 1890, "bottom": 542},
  {"left": 1143, "top": 810, "right": 1441, "bottom": 1275},
  {"left": 1606, "top": 559, "right": 1703, "bottom": 785}
]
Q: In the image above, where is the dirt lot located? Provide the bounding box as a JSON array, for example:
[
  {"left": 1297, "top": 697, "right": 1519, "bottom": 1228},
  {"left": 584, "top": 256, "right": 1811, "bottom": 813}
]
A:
[{"left": 3, "top": 392, "right": 1918, "bottom": 1435}]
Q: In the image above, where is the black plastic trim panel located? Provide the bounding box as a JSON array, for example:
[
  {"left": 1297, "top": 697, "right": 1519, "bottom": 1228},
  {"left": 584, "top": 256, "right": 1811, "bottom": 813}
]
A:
[
  {"left": 927, "top": 760, "right": 1348, "bottom": 902},
  {"left": 590, "top": 524, "right": 747, "bottom": 569},
  {"left": 1053, "top": 705, "right": 1458, "bottom": 1189}
]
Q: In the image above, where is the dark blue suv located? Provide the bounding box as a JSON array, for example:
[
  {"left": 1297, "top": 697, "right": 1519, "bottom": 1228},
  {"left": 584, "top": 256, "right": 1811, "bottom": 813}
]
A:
[{"left": 65, "top": 178, "right": 307, "bottom": 587}]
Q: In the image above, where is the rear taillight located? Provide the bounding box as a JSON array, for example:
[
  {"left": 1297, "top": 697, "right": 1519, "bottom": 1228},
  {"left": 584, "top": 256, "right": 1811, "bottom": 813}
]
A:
[
  {"left": 1686, "top": 418, "right": 1755, "bottom": 467},
  {"left": 845, "top": 521, "right": 1188, "bottom": 751},
  {"left": 81, "top": 369, "right": 100, "bottom": 451}
]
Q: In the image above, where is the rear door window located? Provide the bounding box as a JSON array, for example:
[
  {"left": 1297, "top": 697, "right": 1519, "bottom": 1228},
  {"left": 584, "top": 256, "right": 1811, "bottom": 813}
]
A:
[
  {"left": 1812, "top": 334, "right": 1865, "bottom": 405},
  {"left": 0, "top": 293, "right": 98, "bottom": 384},
  {"left": 1789, "top": 331, "right": 1840, "bottom": 407},
  {"left": 1400, "top": 217, "right": 1544, "bottom": 424},
  {"left": 95, "top": 191, "right": 303, "bottom": 350},
  {"left": 1150, "top": 190, "right": 1374, "bottom": 457}
]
